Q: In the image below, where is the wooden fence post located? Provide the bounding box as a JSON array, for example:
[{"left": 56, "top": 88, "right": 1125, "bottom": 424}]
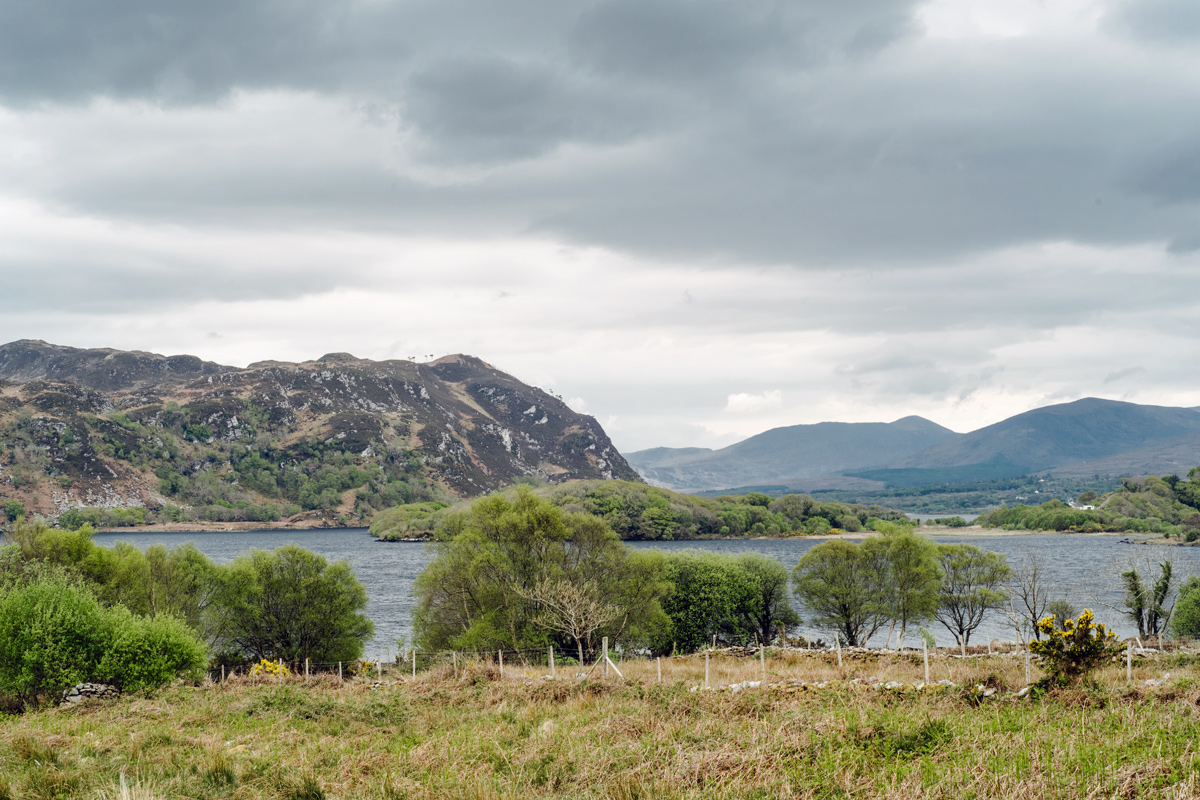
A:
[
  {"left": 760, "top": 644, "right": 766, "bottom": 685},
  {"left": 411, "top": 648, "right": 416, "bottom": 679},
  {"left": 923, "top": 638, "right": 929, "bottom": 684},
  {"left": 338, "top": 662, "right": 343, "bottom": 682},
  {"left": 549, "top": 645, "right": 555, "bottom": 679},
  {"left": 499, "top": 650, "right": 504, "bottom": 680},
  {"left": 1127, "top": 640, "right": 1133, "bottom": 686},
  {"left": 1026, "top": 649, "right": 1032, "bottom": 685},
  {"left": 221, "top": 664, "right": 225, "bottom": 683}
]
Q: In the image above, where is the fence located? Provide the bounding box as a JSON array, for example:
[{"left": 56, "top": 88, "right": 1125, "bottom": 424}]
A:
[{"left": 206, "top": 636, "right": 1185, "bottom": 691}]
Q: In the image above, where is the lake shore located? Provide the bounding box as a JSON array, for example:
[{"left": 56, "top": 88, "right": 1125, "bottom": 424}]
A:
[{"left": 95, "top": 521, "right": 1167, "bottom": 543}]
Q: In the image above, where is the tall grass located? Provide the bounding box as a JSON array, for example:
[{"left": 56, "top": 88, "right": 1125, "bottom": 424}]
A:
[{"left": 1, "top": 649, "right": 1199, "bottom": 798}]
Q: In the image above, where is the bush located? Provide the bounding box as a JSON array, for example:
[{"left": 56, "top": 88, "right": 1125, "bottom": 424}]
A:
[
  {"left": 95, "top": 607, "right": 207, "bottom": 693},
  {"left": 0, "top": 577, "right": 209, "bottom": 705},
  {"left": 1029, "top": 609, "right": 1120, "bottom": 687},
  {"left": 212, "top": 545, "right": 374, "bottom": 664},
  {"left": 1171, "top": 576, "right": 1200, "bottom": 639},
  {"left": 3, "top": 500, "right": 24, "bottom": 522},
  {"left": 0, "top": 580, "right": 108, "bottom": 706}
]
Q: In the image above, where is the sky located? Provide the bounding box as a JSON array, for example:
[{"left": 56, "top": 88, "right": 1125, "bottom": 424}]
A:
[{"left": 3, "top": 0, "right": 1200, "bottom": 453}]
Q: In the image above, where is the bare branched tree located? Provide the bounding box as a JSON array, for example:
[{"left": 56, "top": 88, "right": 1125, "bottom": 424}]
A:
[
  {"left": 517, "top": 579, "right": 618, "bottom": 665},
  {"left": 1003, "top": 552, "right": 1053, "bottom": 644}
]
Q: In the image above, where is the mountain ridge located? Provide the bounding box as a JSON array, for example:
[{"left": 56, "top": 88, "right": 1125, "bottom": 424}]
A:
[
  {"left": 0, "top": 340, "right": 639, "bottom": 523},
  {"left": 627, "top": 398, "right": 1200, "bottom": 494}
]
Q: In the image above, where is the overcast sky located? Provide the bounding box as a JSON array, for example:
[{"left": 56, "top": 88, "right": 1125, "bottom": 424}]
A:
[{"left": 3, "top": 0, "right": 1200, "bottom": 452}]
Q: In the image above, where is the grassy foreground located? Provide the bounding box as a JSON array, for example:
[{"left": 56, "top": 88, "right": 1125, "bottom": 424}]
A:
[{"left": 3, "top": 650, "right": 1200, "bottom": 799}]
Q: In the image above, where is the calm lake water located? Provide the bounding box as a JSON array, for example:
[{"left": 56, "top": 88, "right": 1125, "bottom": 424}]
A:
[{"left": 92, "top": 529, "right": 1200, "bottom": 659}]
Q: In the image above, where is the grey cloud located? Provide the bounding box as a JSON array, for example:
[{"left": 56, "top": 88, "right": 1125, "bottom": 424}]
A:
[
  {"left": 1104, "top": 0, "right": 1200, "bottom": 45},
  {"left": 7, "top": 0, "right": 1200, "bottom": 275},
  {"left": 1104, "top": 367, "right": 1146, "bottom": 384},
  {"left": 570, "top": 0, "right": 915, "bottom": 85},
  {"left": 0, "top": 0, "right": 396, "bottom": 105},
  {"left": 403, "top": 55, "right": 659, "bottom": 163}
]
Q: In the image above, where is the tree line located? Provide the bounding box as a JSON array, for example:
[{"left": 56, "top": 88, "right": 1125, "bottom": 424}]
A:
[
  {"left": 415, "top": 488, "right": 1200, "bottom": 662},
  {"left": 377, "top": 479, "right": 913, "bottom": 542},
  {"left": 0, "top": 518, "right": 373, "bottom": 707}
]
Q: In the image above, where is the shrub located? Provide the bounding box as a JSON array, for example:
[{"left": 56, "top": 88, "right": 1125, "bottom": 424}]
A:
[
  {"left": 3, "top": 500, "right": 24, "bottom": 522},
  {"left": 249, "top": 658, "right": 291, "bottom": 677},
  {"left": 1029, "top": 609, "right": 1120, "bottom": 687},
  {"left": 0, "top": 580, "right": 108, "bottom": 706},
  {"left": 95, "top": 607, "right": 207, "bottom": 693}
]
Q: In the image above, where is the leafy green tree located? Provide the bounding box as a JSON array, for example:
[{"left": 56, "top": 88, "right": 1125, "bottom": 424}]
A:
[
  {"left": 1046, "top": 598, "right": 1078, "bottom": 631},
  {"left": 873, "top": 527, "right": 940, "bottom": 647},
  {"left": 1170, "top": 576, "right": 1200, "bottom": 639},
  {"left": 658, "top": 551, "right": 758, "bottom": 652},
  {"left": 210, "top": 545, "right": 373, "bottom": 664},
  {"left": 934, "top": 544, "right": 1010, "bottom": 652},
  {"left": 414, "top": 488, "right": 670, "bottom": 658},
  {"left": 735, "top": 552, "right": 801, "bottom": 645},
  {"left": 792, "top": 539, "right": 888, "bottom": 646}
]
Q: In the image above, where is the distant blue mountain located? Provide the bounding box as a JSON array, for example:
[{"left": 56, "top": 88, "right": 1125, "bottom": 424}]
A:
[{"left": 626, "top": 398, "right": 1200, "bottom": 492}]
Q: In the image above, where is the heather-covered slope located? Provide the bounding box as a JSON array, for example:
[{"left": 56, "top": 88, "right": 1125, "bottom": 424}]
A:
[{"left": 0, "top": 340, "right": 638, "bottom": 524}]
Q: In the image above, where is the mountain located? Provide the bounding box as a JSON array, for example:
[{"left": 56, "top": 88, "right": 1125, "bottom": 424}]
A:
[
  {"left": 625, "top": 416, "right": 959, "bottom": 493},
  {"left": 0, "top": 340, "right": 638, "bottom": 523},
  {"left": 887, "top": 398, "right": 1200, "bottom": 475},
  {"left": 628, "top": 398, "right": 1200, "bottom": 496}
]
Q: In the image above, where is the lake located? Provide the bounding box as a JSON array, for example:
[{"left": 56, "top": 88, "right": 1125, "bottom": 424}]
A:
[{"left": 92, "top": 528, "right": 1200, "bottom": 659}]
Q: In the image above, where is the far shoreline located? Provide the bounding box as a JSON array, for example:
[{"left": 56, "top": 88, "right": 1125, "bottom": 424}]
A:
[{"left": 77, "top": 521, "right": 1186, "bottom": 547}]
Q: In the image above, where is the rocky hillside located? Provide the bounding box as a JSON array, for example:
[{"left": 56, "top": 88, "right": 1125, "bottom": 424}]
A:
[{"left": 0, "top": 340, "right": 638, "bottom": 525}]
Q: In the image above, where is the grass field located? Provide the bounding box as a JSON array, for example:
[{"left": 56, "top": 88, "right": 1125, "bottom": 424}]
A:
[{"left": 3, "top": 648, "right": 1200, "bottom": 799}]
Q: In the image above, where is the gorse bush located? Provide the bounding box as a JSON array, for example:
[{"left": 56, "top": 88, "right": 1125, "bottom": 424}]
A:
[{"left": 1029, "top": 609, "right": 1120, "bottom": 687}]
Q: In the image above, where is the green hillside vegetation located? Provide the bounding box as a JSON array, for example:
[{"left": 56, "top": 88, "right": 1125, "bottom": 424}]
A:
[
  {"left": 977, "top": 468, "right": 1200, "bottom": 539},
  {"left": 698, "top": 475, "right": 1121, "bottom": 516},
  {"left": 1, "top": 400, "right": 439, "bottom": 528},
  {"left": 370, "top": 480, "right": 914, "bottom": 541}
]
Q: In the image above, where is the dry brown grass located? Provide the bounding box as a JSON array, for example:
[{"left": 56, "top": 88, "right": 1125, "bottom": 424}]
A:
[{"left": 1, "top": 649, "right": 1199, "bottom": 799}]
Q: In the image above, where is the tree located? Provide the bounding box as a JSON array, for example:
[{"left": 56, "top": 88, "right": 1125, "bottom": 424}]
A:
[
  {"left": 1004, "top": 552, "right": 1054, "bottom": 642},
  {"left": 1170, "top": 576, "right": 1200, "bottom": 639},
  {"left": 1120, "top": 560, "right": 1174, "bottom": 639},
  {"left": 518, "top": 578, "right": 617, "bottom": 665},
  {"left": 658, "top": 551, "right": 758, "bottom": 652},
  {"left": 792, "top": 539, "right": 888, "bottom": 647},
  {"left": 413, "top": 488, "right": 670, "bottom": 658},
  {"left": 735, "top": 552, "right": 801, "bottom": 645},
  {"left": 934, "top": 544, "right": 1010, "bottom": 654},
  {"left": 871, "top": 527, "right": 940, "bottom": 647},
  {"left": 211, "top": 545, "right": 373, "bottom": 664}
]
